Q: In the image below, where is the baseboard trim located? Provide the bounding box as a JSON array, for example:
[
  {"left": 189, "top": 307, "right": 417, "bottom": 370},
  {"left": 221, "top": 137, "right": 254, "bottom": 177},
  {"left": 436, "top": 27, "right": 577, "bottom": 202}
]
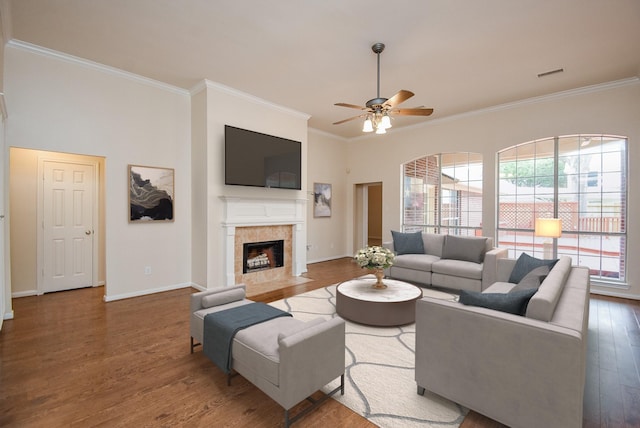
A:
[
  {"left": 12, "top": 290, "right": 38, "bottom": 298},
  {"left": 3, "top": 310, "right": 14, "bottom": 320},
  {"left": 590, "top": 288, "right": 640, "bottom": 301},
  {"left": 190, "top": 283, "right": 207, "bottom": 292},
  {"left": 103, "top": 282, "right": 196, "bottom": 302},
  {"left": 307, "top": 254, "right": 352, "bottom": 264}
]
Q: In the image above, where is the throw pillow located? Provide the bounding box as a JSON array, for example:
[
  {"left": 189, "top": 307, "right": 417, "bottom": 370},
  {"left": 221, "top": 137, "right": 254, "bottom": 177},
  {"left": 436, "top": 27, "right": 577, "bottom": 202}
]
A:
[
  {"left": 201, "top": 288, "right": 246, "bottom": 308},
  {"left": 510, "top": 265, "right": 550, "bottom": 292},
  {"left": 508, "top": 253, "right": 558, "bottom": 284},
  {"left": 441, "top": 235, "right": 488, "bottom": 263},
  {"left": 391, "top": 230, "right": 425, "bottom": 255},
  {"left": 459, "top": 288, "right": 538, "bottom": 316}
]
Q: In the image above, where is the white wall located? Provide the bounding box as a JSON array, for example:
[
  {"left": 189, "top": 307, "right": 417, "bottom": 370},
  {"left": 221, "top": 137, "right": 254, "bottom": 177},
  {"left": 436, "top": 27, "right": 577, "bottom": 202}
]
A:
[
  {"left": 190, "top": 81, "right": 309, "bottom": 288},
  {"left": 4, "top": 43, "right": 192, "bottom": 301},
  {"left": 306, "top": 129, "right": 350, "bottom": 262},
  {"left": 345, "top": 79, "right": 640, "bottom": 298}
]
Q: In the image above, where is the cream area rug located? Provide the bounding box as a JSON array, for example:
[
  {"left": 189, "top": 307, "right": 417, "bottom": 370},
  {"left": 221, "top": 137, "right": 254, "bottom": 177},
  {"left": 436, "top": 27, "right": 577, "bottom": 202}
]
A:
[{"left": 268, "top": 282, "right": 467, "bottom": 428}]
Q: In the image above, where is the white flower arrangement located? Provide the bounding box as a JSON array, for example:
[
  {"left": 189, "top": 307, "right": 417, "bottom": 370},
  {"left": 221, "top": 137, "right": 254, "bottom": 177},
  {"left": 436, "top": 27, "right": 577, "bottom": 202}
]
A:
[{"left": 354, "top": 246, "right": 395, "bottom": 270}]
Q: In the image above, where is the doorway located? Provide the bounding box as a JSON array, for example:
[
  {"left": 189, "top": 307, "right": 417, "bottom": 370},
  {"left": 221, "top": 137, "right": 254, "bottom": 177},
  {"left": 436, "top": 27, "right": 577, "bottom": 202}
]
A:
[
  {"left": 354, "top": 182, "right": 383, "bottom": 251},
  {"left": 9, "top": 148, "right": 105, "bottom": 297}
]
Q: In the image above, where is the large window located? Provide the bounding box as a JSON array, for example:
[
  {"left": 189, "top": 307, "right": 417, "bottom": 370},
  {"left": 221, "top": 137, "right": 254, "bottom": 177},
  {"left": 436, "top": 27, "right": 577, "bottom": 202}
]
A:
[
  {"left": 497, "top": 135, "right": 627, "bottom": 282},
  {"left": 403, "top": 153, "right": 483, "bottom": 236}
]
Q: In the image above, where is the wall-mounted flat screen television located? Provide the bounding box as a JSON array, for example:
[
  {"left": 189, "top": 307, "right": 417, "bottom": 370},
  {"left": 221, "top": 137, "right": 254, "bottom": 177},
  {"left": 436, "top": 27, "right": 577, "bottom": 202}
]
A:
[{"left": 224, "top": 125, "right": 302, "bottom": 190}]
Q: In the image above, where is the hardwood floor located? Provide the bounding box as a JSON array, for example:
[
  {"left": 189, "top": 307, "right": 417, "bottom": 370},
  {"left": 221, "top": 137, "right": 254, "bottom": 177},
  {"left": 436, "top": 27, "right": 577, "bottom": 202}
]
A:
[{"left": 1, "top": 258, "right": 639, "bottom": 427}]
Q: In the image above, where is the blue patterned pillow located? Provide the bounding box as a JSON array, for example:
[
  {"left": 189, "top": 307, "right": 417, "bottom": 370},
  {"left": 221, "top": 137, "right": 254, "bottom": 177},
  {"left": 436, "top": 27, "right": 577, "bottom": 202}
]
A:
[
  {"left": 459, "top": 288, "right": 538, "bottom": 316},
  {"left": 508, "top": 253, "right": 558, "bottom": 284},
  {"left": 391, "top": 230, "right": 425, "bottom": 255}
]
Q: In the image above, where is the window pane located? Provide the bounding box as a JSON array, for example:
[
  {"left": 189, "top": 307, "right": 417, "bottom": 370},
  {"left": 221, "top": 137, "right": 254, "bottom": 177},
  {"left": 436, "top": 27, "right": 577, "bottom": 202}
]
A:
[
  {"left": 497, "top": 135, "right": 627, "bottom": 283},
  {"left": 403, "top": 152, "right": 482, "bottom": 236}
]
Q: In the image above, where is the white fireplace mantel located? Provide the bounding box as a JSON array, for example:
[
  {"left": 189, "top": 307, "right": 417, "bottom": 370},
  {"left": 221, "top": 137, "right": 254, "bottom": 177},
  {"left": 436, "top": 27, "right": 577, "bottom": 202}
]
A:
[
  {"left": 220, "top": 196, "right": 307, "bottom": 286},
  {"left": 220, "top": 196, "right": 307, "bottom": 226}
]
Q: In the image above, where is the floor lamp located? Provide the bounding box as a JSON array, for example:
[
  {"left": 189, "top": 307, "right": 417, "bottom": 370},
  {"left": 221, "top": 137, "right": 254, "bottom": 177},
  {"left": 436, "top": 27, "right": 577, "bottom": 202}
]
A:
[{"left": 535, "top": 218, "right": 562, "bottom": 259}]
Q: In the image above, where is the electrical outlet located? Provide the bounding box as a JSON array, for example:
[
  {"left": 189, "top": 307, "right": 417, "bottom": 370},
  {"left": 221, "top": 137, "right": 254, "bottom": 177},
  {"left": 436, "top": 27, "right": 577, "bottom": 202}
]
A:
[{"left": 144, "top": 266, "right": 151, "bottom": 275}]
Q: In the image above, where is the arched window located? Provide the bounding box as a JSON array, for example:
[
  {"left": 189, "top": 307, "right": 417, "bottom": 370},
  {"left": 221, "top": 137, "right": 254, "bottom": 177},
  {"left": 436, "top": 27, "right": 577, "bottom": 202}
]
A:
[
  {"left": 497, "top": 135, "right": 627, "bottom": 282},
  {"left": 402, "top": 153, "right": 483, "bottom": 236}
]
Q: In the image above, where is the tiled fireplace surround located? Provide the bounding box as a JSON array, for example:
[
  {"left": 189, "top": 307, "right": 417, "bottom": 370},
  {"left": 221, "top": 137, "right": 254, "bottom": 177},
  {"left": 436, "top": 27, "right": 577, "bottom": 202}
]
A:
[{"left": 220, "top": 196, "right": 307, "bottom": 287}]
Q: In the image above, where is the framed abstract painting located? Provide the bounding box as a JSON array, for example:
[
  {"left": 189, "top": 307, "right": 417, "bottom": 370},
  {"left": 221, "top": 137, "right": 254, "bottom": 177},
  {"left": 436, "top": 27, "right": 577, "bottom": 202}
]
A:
[
  {"left": 313, "top": 182, "right": 332, "bottom": 218},
  {"left": 129, "top": 165, "right": 174, "bottom": 222}
]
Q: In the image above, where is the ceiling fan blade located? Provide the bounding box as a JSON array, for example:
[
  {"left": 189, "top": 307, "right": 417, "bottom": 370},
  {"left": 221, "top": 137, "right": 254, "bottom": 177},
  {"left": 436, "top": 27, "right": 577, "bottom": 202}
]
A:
[
  {"left": 333, "top": 114, "right": 366, "bottom": 125},
  {"left": 335, "top": 102, "right": 368, "bottom": 110},
  {"left": 391, "top": 107, "right": 434, "bottom": 116},
  {"left": 384, "top": 90, "right": 414, "bottom": 108}
]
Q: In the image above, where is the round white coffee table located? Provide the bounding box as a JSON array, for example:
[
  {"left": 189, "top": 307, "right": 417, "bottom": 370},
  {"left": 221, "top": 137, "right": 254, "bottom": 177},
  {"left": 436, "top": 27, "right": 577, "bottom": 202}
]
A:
[{"left": 336, "top": 277, "right": 423, "bottom": 326}]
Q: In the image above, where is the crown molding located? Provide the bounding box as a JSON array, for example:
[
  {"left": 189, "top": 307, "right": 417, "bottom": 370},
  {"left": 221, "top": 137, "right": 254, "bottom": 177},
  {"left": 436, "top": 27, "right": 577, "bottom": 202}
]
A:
[
  {"left": 193, "top": 79, "right": 311, "bottom": 121},
  {"left": 349, "top": 76, "right": 640, "bottom": 142},
  {"left": 7, "top": 39, "right": 190, "bottom": 96},
  {"left": 431, "top": 76, "right": 640, "bottom": 126},
  {"left": 308, "top": 126, "right": 349, "bottom": 142}
]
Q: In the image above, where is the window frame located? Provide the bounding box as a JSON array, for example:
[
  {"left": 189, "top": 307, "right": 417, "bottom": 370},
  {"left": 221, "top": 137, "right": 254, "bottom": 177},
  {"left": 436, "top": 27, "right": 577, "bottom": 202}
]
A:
[
  {"left": 402, "top": 152, "right": 483, "bottom": 236},
  {"left": 497, "top": 135, "right": 628, "bottom": 284}
]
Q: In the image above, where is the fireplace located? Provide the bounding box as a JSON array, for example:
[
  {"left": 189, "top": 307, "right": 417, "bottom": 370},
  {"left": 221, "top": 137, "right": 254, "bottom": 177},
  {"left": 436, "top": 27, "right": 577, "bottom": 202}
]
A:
[
  {"left": 220, "top": 196, "right": 307, "bottom": 287},
  {"left": 243, "top": 240, "right": 284, "bottom": 273}
]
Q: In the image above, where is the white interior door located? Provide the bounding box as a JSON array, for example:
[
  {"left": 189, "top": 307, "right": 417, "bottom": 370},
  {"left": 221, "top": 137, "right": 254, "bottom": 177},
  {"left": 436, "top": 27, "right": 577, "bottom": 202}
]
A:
[{"left": 42, "top": 161, "right": 94, "bottom": 293}]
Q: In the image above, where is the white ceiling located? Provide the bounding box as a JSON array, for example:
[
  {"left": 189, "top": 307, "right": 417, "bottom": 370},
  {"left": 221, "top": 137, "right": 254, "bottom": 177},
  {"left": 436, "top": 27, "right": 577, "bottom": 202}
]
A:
[{"left": 5, "top": 0, "right": 640, "bottom": 139}]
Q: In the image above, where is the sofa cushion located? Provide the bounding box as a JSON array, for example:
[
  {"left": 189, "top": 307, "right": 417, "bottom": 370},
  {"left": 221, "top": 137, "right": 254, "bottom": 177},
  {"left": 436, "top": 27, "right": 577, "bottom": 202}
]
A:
[
  {"left": 511, "top": 265, "right": 550, "bottom": 292},
  {"left": 277, "top": 317, "right": 326, "bottom": 342},
  {"left": 459, "top": 288, "right": 538, "bottom": 315},
  {"left": 393, "top": 253, "right": 440, "bottom": 271},
  {"left": 233, "top": 316, "right": 306, "bottom": 386},
  {"left": 442, "top": 235, "right": 487, "bottom": 263},
  {"left": 483, "top": 281, "right": 517, "bottom": 293},
  {"left": 193, "top": 299, "right": 253, "bottom": 321},
  {"left": 391, "top": 230, "right": 425, "bottom": 255},
  {"left": 423, "top": 233, "right": 446, "bottom": 257},
  {"left": 201, "top": 288, "right": 246, "bottom": 308},
  {"left": 508, "top": 253, "right": 558, "bottom": 284},
  {"left": 432, "top": 259, "right": 484, "bottom": 280}
]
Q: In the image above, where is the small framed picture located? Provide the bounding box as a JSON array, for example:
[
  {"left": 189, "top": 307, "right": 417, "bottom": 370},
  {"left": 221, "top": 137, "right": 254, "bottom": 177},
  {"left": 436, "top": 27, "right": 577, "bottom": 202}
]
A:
[
  {"left": 129, "top": 165, "right": 174, "bottom": 222},
  {"left": 313, "top": 182, "right": 332, "bottom": 218}
]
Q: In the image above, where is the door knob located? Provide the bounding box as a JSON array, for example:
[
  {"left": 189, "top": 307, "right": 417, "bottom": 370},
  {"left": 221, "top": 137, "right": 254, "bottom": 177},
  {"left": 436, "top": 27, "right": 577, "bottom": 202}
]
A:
[{"left": 85, "top": 230, "right": 92, "bottom": 235}]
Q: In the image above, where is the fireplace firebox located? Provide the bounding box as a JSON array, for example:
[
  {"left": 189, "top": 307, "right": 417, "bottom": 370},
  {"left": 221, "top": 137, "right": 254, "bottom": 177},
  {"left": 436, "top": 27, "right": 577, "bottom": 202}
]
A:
[{"left": 243, "top": 240, "right": 284, "bottom": 274}]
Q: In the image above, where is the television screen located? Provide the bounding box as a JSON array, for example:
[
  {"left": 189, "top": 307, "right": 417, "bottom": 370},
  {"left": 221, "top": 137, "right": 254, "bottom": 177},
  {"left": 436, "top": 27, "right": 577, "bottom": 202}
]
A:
[{"left": 225, "top": 125, "right": 302, "bottom": 190}]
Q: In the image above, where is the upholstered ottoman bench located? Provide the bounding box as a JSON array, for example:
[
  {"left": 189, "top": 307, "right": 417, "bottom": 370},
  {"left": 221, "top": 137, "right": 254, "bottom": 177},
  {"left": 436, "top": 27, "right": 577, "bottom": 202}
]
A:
[{"left": 190, "top": 284, "right": 346, "bottom": 427}]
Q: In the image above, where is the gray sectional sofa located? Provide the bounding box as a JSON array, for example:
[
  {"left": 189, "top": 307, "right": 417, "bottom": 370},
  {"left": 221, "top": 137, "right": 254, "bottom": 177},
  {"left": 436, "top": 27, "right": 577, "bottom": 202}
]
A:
[
  {"left": 415, "top": 255, "right": 590, "bottom": 428},
  {"left": 383, "top": 231, "right": 507, "bottom": 291}
]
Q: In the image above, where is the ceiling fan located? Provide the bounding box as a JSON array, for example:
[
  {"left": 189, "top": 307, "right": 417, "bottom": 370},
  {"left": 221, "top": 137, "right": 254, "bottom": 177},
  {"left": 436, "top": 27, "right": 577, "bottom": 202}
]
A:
[{"left": 333, "top": 42, "right": 434, "bottom": 134}]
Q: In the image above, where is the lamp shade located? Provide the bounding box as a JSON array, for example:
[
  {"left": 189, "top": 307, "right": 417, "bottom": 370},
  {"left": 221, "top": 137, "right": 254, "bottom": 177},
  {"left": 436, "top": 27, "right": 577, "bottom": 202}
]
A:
[{"left": 534, "top": 218, "right": 562, "bottom": 238}]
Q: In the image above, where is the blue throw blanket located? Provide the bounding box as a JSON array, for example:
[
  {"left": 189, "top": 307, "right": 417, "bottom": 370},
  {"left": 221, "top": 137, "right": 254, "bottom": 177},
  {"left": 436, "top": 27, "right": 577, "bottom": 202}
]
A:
[{"left": 203, "top": 302, "right": 292, "bottom": 374}]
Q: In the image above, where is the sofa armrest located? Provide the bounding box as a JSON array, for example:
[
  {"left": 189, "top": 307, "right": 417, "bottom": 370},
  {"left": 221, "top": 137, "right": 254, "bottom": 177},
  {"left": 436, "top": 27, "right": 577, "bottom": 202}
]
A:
[
  {"left": 415, "top": 298, "right": 585, "bottom": 428},
  {"left": 190, "top": 284, "right": 246, "bottom": 313},
  {"left": 481, "top": 247, "right": 509, "bottom": 289},
  {"left": 278, "top": 317, "right": 346, "bottom": 409},
  {"left": 382, "top": 241, "right": 394, "bottom": 252}
]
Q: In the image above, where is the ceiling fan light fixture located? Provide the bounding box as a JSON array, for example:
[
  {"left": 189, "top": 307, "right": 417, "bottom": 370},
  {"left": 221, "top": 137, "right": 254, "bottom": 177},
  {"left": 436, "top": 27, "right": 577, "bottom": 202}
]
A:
[
  {"left": 362, "top": 116, "right": 374, "bottom": 132},
  {"left": 333, "top": 42, "right": 434, "bottom": 134},
  {"left": 380, "top": 113, "right": 392, "bottom": 129}
]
